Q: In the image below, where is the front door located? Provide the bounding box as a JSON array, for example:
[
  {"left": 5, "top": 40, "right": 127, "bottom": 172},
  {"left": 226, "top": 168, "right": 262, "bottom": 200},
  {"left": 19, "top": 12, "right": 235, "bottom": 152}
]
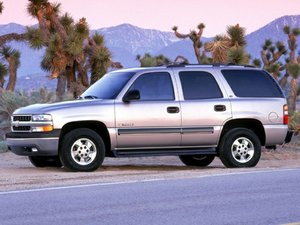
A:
[{"left": 115, "top": 71, "right": 181, "bottom": 149}]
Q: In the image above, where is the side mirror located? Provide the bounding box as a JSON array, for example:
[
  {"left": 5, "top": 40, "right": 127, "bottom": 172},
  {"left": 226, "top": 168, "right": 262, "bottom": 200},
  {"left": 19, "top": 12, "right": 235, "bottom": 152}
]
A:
[{"left": 123, "top": 90, "right": 140, "bottom": 103}]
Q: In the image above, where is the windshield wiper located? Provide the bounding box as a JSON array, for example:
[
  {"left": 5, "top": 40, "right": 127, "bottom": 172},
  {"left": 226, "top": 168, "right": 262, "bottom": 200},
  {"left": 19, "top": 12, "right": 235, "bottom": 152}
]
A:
[{"left": 79, "top": 95, "right": 98, "bottom": 99}]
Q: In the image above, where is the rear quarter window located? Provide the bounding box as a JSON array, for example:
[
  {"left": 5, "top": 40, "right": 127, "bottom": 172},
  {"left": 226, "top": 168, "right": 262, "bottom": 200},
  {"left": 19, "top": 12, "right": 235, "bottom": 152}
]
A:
[{"left": 221, "top": 70, "right": 284, "bottom": 98}]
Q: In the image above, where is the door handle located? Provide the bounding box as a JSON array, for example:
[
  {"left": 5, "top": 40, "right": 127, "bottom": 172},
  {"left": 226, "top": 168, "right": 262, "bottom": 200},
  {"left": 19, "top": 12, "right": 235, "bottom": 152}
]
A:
[
  {"left": 214, "top": 105, "right": 226, "bottom": 112},
  {"left": 167, "top": 106, "right": 180, "bottom": 113}
]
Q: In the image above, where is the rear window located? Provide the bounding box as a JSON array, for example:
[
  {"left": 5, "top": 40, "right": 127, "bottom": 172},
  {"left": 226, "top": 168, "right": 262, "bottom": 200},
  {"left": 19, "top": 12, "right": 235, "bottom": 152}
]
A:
[{"left": 222, "top": 70, "right": 284, "bottom": 98}]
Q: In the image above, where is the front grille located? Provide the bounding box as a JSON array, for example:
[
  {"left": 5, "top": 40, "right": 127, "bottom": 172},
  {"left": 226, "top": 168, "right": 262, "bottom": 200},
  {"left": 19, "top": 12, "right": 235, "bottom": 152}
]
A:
[
  {"left": 13, "top": 115, "right": 32, "bottom": 122},
  {"left": 12, "top": 126, "right": 31, "bottom": 131}
]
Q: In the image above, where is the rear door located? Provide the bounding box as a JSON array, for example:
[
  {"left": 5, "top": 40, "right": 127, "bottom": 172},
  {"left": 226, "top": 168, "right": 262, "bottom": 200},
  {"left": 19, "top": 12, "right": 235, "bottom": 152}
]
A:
[{"left": 176, "top": 69, "right": 232, "bottom": 146}]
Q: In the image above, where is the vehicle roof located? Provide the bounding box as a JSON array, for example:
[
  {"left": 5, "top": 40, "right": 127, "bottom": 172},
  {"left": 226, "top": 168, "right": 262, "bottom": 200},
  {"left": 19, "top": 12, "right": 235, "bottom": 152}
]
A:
[{"left": 111, "top": 64, "right": 261, "bottom": 74}]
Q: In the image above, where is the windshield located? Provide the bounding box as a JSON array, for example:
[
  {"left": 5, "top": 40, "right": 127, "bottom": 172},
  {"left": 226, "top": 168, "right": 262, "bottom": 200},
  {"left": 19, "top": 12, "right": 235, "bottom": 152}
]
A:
[{"left": 81, "top": 71, "right": 136, "bottom": 99}]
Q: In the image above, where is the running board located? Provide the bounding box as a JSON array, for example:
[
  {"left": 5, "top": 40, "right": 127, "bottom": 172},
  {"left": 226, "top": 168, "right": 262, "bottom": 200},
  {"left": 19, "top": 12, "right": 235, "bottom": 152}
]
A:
[{"left": 112, "top": 148, "right": 216, "bottom": 158}]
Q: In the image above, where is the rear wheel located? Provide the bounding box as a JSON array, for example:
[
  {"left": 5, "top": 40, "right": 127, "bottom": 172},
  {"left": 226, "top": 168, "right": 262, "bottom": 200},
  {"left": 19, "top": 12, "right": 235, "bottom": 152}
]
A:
[
  {"left": 59, "top": 128, "right": 105, "bottom": 172},
  {"left": 179, "top": 155, "right": 215, "bottom": 167},
  {"left": 28, "top": 156, "right": 62, "bottom": 168},
  {"left": 218, "top": 128, "right": 261, "bottom": 168}
]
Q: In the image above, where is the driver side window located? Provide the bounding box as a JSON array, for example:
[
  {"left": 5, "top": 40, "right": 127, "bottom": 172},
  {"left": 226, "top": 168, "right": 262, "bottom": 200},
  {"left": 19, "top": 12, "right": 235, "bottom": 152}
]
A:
[{"left": 128, "top": 72, "right": 175, "bottom": 101}]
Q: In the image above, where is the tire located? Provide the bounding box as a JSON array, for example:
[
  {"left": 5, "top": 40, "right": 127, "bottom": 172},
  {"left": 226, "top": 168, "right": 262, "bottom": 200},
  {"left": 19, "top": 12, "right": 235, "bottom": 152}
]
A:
[
  {"left": 179, "top": 155, "right": 215, "bottom": 167},
  {"left": 28, "top": 156, "right": 62, "bottom": 168},
  {"left": 59, "top": 128, "right": 105, "bottom": 172},
  {"left": 218, "top": 128, "right": 261, "bottom": 168}
]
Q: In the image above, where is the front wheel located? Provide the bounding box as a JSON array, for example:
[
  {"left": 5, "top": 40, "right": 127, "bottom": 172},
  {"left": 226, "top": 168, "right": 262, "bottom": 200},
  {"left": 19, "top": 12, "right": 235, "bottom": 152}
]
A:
[
  {"left": 28, "top": 156, "right": 62, "bottom": 168},
  {"left": 218, "top": 128, "right": 261, "bottom": 168},
  {"left": 179, "top": 155, "right": 215, "bottom": 167},
  {"left": 59, "top": 128, "right": 105, "bottom": 172}
]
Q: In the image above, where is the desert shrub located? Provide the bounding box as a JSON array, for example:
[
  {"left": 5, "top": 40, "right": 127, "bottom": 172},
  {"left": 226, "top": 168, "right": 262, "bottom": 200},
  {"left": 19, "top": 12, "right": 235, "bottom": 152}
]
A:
[
  {"left": 0, "top": 91, "right": 30, "bottom": 151},
  {"left": 289, "top": 111, "right": 300, "bottom": 133},
  {"left": 0, "top": 88, "right": 60, "bottom": 151},
  {"left": 0, "top": 88, "right": 76, "bottom": 152},
  {"left": 0, "top": 140, "right": 8, "bottom": 153},
  {"left": 284, "top": 112, "right": 300, "bottom": 150},
  {"left": 0, "top": 89, "right": 55, "bottom": 123},
  {"left": 0, "top": 91, "right": 30, "bottom": 120},
  {"left": 28, "top": 87, "right": 56, "bottom": 104},
  {"left": 0, "top": 91, "right": 31, "bottom": 145}
]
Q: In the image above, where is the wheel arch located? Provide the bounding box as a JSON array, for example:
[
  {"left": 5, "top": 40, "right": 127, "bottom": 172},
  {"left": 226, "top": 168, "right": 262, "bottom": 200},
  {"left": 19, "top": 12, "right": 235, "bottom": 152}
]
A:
[
  {"left": 220, "top": 119, "right": 266, "bottom": 146},
  {"left": 59, "top": 121, "right": 112, "bottom": 157}
]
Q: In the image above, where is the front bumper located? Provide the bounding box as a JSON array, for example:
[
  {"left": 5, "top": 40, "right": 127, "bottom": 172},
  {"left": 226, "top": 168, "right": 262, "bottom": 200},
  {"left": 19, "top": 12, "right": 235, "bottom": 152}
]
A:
[{"left": 5, "top": 130, "right": 60, "bottom": 156}]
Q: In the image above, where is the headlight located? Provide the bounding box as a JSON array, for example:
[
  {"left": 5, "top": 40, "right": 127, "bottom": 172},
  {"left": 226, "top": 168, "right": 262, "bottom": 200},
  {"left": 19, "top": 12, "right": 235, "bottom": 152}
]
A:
[
  {"left": 32, "top": 114, "right": 52, "bottom": 122},
  {"left": 31, "top": 114, "right": 53, "bottom": 132}
]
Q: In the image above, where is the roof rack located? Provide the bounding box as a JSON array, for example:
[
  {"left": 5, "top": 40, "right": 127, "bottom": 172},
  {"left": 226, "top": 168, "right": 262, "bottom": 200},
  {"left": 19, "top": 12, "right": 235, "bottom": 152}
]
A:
[{"left": 166, "top": 63, "right": 255, "bottom": 68}]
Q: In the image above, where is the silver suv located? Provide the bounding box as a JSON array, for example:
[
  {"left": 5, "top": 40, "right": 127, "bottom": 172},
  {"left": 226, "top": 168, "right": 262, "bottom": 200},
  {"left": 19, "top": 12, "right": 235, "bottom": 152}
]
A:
[{"left": 6, "top": 64, "right": 293, "bottom": 171}]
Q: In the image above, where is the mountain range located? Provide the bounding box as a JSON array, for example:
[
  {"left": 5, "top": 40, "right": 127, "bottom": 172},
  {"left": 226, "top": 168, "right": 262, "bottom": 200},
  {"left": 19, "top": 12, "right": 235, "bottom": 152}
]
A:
[{"left": 0, "top": 15, "right": 300, "bottom": 90}]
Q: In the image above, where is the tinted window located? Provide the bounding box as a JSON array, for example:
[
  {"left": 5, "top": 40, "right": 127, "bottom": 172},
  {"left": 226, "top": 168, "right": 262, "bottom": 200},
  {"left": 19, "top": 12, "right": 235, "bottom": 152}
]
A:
[
  {"left": 222, "top": 70, "right": 284, "bottom": 97},
  {"left": 179, "top": 71, "right": 223, "bottom": 100},
  {"left": 128, "top": 72, "right": 174, "bottom": 101},
  {"left": 82, "top": 71, "right": 135, "bottom": 99}
]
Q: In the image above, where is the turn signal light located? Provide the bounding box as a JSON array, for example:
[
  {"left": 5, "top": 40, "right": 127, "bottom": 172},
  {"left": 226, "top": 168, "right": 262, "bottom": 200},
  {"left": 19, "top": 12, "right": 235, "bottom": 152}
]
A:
[
  {"left": 32, "top": 125, "right": 54, "bottom": 132},
  {"left": 283, "top": 104, "right": 289, "bottom": 125}
]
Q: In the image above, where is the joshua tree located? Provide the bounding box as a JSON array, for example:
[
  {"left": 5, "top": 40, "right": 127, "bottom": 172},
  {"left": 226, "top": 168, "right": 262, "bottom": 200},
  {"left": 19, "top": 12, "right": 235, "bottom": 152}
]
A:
[
  {"left": 287, "top": 63, "right": 300, "bottom": 112},
  {"left": 260, "top": 39, "right": 287, "bottom": 79},
  {"left": 279, "top": 26, "right": 300, "bottom": 112},
  {"left": 172, "top": 23, "right": 205, "bottom": 63},
  {"left": 284, "top": 26, "right": 300, "bottom": 63},
  {"left": 227, "top": 46, "right": 250, "bottom": 65},
  {"left": 205, "top": 35, "right": 230, "bottom": 63},
  {"left": 136, "top": 53, "right": 171, "bottom": 67},
  {"left": 26, "top": 0, "right": 118, "bottom": 99},
  {"left": 0, "top": 46, "right": 20, "bottom": 91},
  {"left": 252, "top": 58, "right": 262, "bottom": 68},
  {"left": 27, "top": 1, "right": 85, "bottom": 98},
  {"left": 174, "top": 55, "right": 189, "bottom": 64},
  {"left": 205, "top": 24, "right": 250, "bottom": 64},
  {"left": 86, "top": 33, "right": 114, "bottom": 85},
  {"left": 0, "top": 1, "right": 3, "bottom": 14},
  {"left": 0, "top": 62, "right": 7, "bottom": 88},
  {"left": 0, "top": 1, "right": 25, "bottom": 92}
]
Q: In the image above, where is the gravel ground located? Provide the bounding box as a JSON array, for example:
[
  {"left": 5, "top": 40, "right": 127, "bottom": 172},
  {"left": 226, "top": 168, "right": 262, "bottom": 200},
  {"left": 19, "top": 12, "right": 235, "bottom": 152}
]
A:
[{"left": 0, "top": 146, "right": 300, "bottom": 192}]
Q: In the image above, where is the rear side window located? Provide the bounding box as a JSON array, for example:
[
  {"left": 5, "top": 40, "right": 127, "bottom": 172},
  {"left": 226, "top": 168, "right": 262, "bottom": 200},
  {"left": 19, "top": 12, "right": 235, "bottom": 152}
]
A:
[
  {"left": 222, "top": 70, "right": 284, "bottom": 98},
  {"left": 179, "top": 71, "right": 223, "bottom": 100}
]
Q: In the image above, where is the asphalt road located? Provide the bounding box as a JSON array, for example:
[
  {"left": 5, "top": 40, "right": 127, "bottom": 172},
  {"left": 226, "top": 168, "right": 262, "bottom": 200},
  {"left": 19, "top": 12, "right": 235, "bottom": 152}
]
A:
[{"left": 1, "top": 169, "right": 300, "bottom": 225}]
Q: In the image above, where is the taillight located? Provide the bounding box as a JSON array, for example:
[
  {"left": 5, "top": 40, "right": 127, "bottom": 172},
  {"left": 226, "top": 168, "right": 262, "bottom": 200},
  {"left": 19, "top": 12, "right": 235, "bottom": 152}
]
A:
[{"left": 283, "top": 104, "right": 289, "bottom": 125}]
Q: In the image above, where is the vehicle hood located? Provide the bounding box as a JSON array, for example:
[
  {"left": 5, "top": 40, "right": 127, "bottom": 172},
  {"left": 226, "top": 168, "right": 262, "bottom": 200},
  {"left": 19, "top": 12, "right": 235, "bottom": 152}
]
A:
[{"left": 13, "top": 99, "right": 113, "bottom": 115}]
